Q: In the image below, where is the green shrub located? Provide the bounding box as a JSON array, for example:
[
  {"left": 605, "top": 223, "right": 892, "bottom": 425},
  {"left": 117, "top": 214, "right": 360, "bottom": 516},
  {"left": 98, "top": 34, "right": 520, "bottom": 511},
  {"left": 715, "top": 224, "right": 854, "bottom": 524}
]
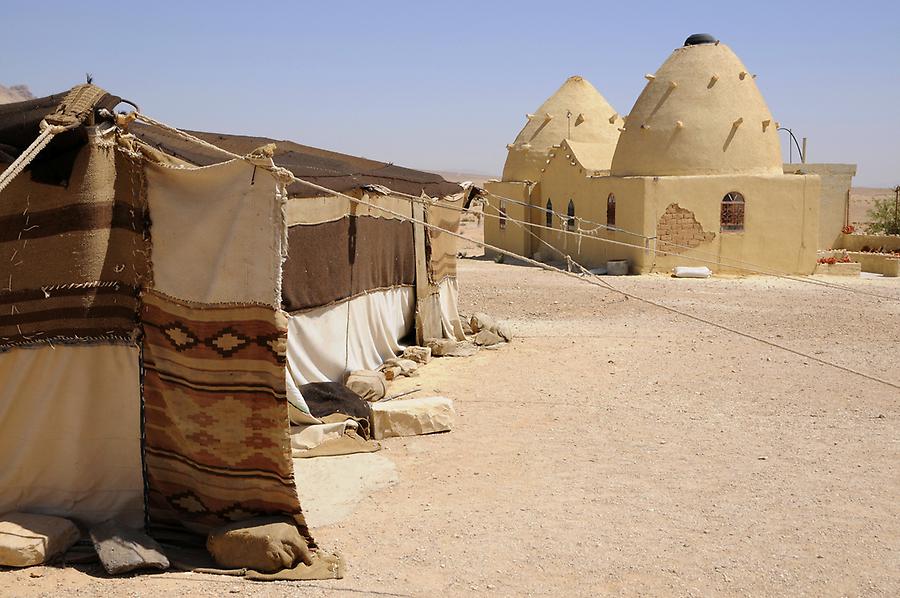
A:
[{"left": 866, "top": 190, "right": 900, "bottom": 235}]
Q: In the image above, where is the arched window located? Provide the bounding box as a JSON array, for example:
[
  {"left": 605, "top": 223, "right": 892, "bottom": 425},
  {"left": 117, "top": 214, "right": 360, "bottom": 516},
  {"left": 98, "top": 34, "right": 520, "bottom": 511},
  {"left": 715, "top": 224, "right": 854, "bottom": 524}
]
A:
[
  {"left": 566, "top": 199, "right": 576, "bottom": 231},
  {"left": 720, "top": 192, "right": 745, "bottom": 231},
  {"left": 499, "top": 202, "right": 507, "bottom": 230},
  {"left": 607, "top": 193, "right": 616, "bottom": 227},
  {"left": 545, "top": 199, "right": 553, "bottom": 228}
]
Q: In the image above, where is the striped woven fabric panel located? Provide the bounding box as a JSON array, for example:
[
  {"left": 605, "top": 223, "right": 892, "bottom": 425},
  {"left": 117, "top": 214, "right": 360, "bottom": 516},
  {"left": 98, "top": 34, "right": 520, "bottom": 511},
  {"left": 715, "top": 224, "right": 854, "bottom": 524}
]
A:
[
  {"left": 281, "top": 215, "right": 416, "bottom": 312},
  {"left": 0, "top": 143, "right": 148, "bottom": 350},
  {"left": 141, "top": 290, "right": 311, "bottom": 538},
  {"left": 426, "top": 201, "right": 460, "bottom": 284}
]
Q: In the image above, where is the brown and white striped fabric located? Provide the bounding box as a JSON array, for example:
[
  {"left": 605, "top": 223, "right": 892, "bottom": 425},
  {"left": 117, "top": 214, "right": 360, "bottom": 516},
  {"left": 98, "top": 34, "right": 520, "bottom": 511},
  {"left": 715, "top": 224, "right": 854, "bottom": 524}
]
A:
[
  {"left": 0, "top": 134, "right": 149, "bottom": 350},
  {"left": 282, "top": 192, "right": 417, "bottom": 386},
  {"left": 426, "top": 196, "right": 462, "bottom": 284},
  {"left": 282, "top": 201, "right": 416, "bottom": 312}
]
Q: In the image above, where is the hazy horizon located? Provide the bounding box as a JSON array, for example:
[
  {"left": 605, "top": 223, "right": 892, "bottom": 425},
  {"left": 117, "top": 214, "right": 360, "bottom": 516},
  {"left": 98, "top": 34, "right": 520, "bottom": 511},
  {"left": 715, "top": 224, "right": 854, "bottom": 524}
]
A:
[{"left": 5, "top": 1, "right": 898, "bottom": 186}]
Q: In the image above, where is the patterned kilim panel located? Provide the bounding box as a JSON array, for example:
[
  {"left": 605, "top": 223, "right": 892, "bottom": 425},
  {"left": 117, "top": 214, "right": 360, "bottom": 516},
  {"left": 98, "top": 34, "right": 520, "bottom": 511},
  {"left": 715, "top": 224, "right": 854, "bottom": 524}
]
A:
[
  {"left": 0, "top": 143, "right": 148, "bottom": 350},
  {"left": 141, "top": 290, "right": 310, "bottom": 538}
]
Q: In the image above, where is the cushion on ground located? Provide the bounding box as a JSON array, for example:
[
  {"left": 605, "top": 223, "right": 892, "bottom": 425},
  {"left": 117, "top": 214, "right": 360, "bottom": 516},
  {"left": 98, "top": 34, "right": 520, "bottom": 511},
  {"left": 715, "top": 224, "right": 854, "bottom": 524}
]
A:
[
  {"left": 207, "top": 516, "right": 313, "bottom": 573},
  {"left": 299, "top": 382, "right": 373, "bottom": 439},
  {"left": 345, "top": 370, "right": 386, "bottom": 402}
]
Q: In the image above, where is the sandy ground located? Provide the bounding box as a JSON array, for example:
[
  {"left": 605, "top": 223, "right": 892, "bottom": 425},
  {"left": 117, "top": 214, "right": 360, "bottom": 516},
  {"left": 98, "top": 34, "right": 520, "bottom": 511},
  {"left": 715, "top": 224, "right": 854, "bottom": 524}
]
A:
[
  {"left": 293, "top": 453, "right": 398, "bottom": 528},
  {"left": 2, "top": 260, "right": 899, "bottom": 597}
]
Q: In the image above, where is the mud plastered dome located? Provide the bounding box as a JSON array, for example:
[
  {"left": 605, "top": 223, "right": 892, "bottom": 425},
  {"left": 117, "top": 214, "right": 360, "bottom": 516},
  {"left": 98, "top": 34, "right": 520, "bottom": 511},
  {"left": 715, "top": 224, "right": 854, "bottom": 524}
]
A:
[
  {"left": 610, "top": 38, "right": 782, "bottom": 177},
  {"left": 503, "top": 76, "right": 620, "bottom": 182}
]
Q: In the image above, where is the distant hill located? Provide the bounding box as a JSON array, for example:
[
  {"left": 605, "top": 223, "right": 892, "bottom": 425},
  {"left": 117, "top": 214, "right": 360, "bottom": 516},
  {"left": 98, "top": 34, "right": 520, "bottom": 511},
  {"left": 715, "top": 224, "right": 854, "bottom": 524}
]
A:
[{"left": 0, "top": 84, "right": 34, "bottom": 104}]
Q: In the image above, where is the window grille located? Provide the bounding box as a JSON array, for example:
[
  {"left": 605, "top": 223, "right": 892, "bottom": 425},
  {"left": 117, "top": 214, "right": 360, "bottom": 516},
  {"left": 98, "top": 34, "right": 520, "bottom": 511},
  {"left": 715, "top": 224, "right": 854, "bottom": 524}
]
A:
[{"left": 720, "top": 192, "right": 745, "bottom": 231}]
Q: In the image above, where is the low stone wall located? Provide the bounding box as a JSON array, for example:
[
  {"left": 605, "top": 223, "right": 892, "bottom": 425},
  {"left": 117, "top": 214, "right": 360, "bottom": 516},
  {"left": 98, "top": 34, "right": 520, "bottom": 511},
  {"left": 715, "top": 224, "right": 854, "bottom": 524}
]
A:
[
  {"left": 814, "top": 261, "right": 860, "bottom": 276},
  {"left": 837, "top": 234, "right": 900, "bottom": 253},
  {"left": 820, "top": 250, "right": 900, "bottom": 276}
]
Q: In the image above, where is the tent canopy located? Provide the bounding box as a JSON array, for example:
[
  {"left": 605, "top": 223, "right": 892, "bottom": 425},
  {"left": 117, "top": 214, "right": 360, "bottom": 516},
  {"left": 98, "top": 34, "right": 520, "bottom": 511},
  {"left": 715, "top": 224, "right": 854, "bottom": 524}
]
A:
[
  {"left": 131, "top": 123, "right": 460, "bottom": 199},
  {"left": 0, "top": 86, "right": 465, "bottom": 563}
]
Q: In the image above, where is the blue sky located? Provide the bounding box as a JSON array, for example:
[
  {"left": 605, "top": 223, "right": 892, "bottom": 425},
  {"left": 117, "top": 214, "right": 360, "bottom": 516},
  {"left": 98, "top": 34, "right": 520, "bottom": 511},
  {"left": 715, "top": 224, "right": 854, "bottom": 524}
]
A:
[{"left": 5, "top": 1, "right": 898, "bottom": 186}]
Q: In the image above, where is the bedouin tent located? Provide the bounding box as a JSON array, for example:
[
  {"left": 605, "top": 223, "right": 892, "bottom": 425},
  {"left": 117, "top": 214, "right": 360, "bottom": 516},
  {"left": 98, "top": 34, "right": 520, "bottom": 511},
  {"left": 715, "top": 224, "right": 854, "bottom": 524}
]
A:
[{"left": 0, "top": 84, "right": 465, "bottom": 574}]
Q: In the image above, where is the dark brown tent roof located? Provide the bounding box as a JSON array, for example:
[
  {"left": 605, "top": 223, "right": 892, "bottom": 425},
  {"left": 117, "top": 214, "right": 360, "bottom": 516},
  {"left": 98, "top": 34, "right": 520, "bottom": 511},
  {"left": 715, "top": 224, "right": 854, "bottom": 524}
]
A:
[
  {"left": 0, "top": 90, "right": 122, "bottom": 185},
  {"left": 131, "top": 124, "right": 460, "bottom": 199},
  {"left": 1, "top": 89, "right": 460, "bottom": 198}
]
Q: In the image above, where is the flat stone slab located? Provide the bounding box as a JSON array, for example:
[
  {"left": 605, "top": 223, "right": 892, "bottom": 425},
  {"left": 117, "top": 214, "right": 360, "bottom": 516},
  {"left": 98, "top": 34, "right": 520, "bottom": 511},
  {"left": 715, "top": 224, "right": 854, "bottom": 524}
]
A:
[
  {"left": 90, "top": 520, "right": 169, "bottom": 575},
  {"left": 371, "top": 396, "right": 455, "bottom": 440},
  {"left": 0, "top": 512, "right": 80, "bottom": 568}
]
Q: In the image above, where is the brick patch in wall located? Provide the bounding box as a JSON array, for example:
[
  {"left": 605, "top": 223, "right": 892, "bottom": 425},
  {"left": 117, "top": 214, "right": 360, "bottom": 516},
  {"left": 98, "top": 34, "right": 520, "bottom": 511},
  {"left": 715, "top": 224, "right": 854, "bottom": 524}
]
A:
[{"left": 657, "top": 204, "right": 715, "bottom": 254}]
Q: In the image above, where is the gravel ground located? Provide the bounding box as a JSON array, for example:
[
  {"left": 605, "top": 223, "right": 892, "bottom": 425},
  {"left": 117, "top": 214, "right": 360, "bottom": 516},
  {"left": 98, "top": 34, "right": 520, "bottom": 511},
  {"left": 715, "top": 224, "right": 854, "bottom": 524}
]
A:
[{"left": 2, "top": 260, "right": 898, "bottom": 597}]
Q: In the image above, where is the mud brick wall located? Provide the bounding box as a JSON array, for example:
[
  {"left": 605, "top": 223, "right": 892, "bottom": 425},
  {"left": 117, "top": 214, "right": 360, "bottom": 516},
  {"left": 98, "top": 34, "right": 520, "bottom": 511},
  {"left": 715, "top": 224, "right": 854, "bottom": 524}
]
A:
[{"left": 657, "top": 204, "right": 715, "bottom": 253}]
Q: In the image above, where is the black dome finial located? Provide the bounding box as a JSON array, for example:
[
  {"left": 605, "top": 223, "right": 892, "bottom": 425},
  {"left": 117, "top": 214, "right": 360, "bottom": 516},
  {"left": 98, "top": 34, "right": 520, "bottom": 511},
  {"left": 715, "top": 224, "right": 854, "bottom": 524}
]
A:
[{"left": 684, "top": 33, "right": 717, "bottom": 46}]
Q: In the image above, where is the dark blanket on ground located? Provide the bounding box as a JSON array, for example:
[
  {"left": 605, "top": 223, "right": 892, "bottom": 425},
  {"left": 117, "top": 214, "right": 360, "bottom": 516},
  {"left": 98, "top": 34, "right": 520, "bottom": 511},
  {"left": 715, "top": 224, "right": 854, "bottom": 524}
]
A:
[{"left": 300, "top": 382, "right": 372, "bottom": 439}]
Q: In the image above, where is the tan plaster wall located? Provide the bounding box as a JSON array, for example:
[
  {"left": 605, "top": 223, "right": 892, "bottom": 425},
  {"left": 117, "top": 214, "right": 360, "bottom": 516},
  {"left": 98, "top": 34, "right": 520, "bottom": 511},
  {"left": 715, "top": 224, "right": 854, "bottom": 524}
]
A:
[
  {"left": 536, "top": 156, "right": 647, "bottom": 269},
  {"left": 483, "top": 180, "right": 536, "bottom": 259},
  {"left": 487, "top": 168, "right": 820, "bottom": 276},
  {"left": 638, "top": 174, "right": 820, "bottom": 274},
  {"left": 783, "top": 163, "right": 856, "bottom": 249}
]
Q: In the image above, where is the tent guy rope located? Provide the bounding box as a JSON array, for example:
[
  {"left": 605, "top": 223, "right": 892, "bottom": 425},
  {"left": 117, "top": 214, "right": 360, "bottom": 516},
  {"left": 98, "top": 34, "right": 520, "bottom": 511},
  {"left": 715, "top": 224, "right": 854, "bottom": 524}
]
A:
[
  {"left": 0, "top": 126, "right": 58, "bottom": 194},
  {"left": 126, "top": 111, "right": 900, "bottom": 392}
]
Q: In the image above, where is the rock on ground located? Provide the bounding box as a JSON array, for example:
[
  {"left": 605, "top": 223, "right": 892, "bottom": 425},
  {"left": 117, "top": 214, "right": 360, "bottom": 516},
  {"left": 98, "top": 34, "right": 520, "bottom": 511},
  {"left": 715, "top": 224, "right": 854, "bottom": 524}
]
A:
[
  {"left": 474, "top": 329, "right": 503, "bottom": 346},
  {"left": 426, "top": 337, "right": 458, "bottom": 356},
  {"left": 401, "top": 346, "right": 432, "bottom": 364},
  {"left": 469, "top": 312, "right": 495, "bottom": 333},
  {"left": 0, "top": 513, "right": 80, "bottom": 568},
  {"left": 371, "top": 396, "right": 455, "bottom": 440},
  {"left": 89, "top": 520, "right": 169, "bottom": 575}
]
